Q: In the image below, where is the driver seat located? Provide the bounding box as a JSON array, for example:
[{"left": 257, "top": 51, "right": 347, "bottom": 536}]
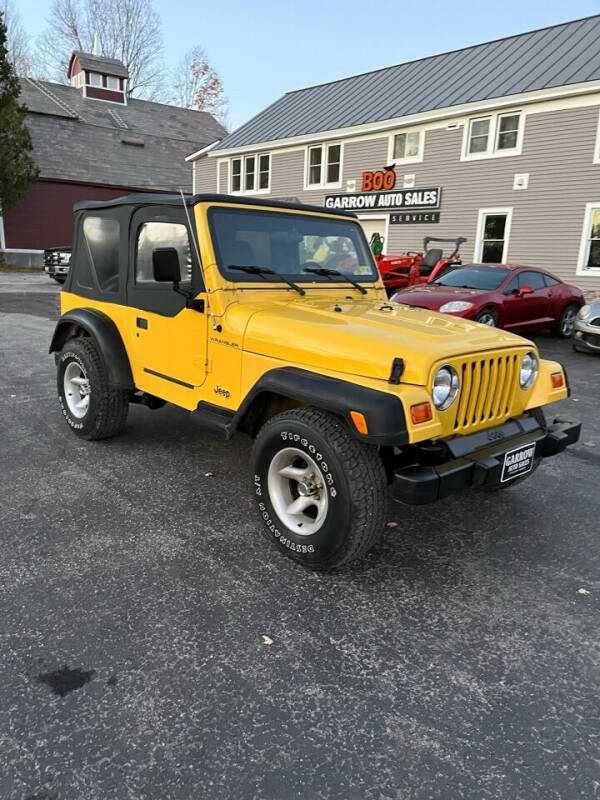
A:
[{"left": 419, "top": 248, "right": 443, "bottom": 276}]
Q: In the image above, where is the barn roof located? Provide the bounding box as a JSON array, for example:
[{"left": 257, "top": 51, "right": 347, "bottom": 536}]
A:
[{"left": 19, "top": 78, "right": 226, "bottom": 192}]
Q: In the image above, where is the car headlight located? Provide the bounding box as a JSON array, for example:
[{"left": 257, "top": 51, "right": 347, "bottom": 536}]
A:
[
  {"left": 432, "top": 365, "right": 460, "bottom": 410},
  {"left": 578, "top": 304, "right": 590, "bottom": 320},
  {"left": 519, "top": 351, "right": 539, "bottom": 390},
  {"left": 439, "top": 301, "right": 474, "bottom": 313}
]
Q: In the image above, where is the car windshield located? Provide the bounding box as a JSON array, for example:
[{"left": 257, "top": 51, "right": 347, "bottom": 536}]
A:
[
  {"left": 208, "top": 206, "right": 377, "bottom": 283},
  {"left": 432, "top": 266, "right": 510, "bottom": 291}
]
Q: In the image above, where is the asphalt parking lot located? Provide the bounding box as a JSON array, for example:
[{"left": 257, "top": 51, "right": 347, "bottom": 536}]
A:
[{"left": 1, "top": 272, "right": 599, "bottom": 800}]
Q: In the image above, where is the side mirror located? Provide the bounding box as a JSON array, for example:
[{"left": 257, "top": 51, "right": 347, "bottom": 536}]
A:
[
  {"left": 518, "top": 285, "right": 534, "bottom": 297},
  {"left": 153, "top": 247, "right": 181, "bottom": 283}
]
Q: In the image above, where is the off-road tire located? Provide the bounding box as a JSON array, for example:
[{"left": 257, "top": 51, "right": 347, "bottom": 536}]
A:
[
  {"left": 251, "top": 407, "right": 387, "bottom": 570},
  {"left": 480, "top": 407, "right": 547, "bottom": 492},
  {"left": 57, "top": 337, "right": 129, "bottom": 440},
  {"left": 554, "top": 303, "right": 579, "bottom": 338},
  {"left": 475, "top": 307, "right": 499, "bottom": 327}
]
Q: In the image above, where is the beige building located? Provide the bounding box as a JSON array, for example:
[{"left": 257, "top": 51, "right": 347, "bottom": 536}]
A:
[{"left": 189, "top": 16, "right": 600, "bottom": 293}]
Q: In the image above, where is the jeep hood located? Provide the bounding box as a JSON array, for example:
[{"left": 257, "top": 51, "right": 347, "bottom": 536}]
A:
[{"left": 241, "top": 297, "right": 530, "bottom": 386}]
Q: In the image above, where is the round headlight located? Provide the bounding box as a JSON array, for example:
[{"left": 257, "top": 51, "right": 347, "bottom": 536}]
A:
[
  {"left": 519, "top": 351, "right": 539, "bottom": 389},
  {"left": 578, "top": 304, "right": 590, "bottom": 320},
  {"left": 432, "top": 365, "right": 460, "bottom": 410}
]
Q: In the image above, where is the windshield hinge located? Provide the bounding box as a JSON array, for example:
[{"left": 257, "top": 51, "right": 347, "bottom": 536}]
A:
[{"left": 388, "top": 358, "right": 405, "bottom": 385}]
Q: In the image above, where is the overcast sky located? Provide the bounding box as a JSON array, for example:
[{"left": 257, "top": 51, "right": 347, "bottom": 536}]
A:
[{"left": 15, "top": 0, "right": 600, "bottom": 129}]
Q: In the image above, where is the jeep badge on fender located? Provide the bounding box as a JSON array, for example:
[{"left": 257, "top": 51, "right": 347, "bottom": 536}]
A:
[{"left": 49, "top": 192, "right": 581, "bottom": 570}]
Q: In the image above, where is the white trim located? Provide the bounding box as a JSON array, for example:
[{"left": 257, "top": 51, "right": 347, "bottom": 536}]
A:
[
  {"left": 357, "top": 214, "right": 389, "bottom": 254},
  {"left": 191, "top": 80, "right": 600, "bottom": 159},
  {"left": 1, "top": 248, "right": 44, "bottom": 254},
  {"left": 0, "top": 211, "right": 5, "bottom": 250},
  {"left": 474, "top": 207, "right": 513, "bottom": 263},
  {"left": 229, "top": 152, "right": 271, "bottom": 195},
  {"left": 387, "top": 127, "right": 424, "bottom": 165},
  {"left": 576, "top": 202, "right": 600, "bottom": 276},
  {"left": 185, "top": 139, "right": 222, "bottom": 162},
  {"left": 461, "top": 110, "right": 524, "bottom": 161},
  {"left": 303, "top": 142, "right": 344, "bottom": 190},
  {"left": 192, "top": 160, "right": 196, "bottom": 194},
  {"left": 593, "top": 110, "right": 600, "bottom": 165},
  {"left": 215, "top": 160, "right": 221, "bottom": 193}
]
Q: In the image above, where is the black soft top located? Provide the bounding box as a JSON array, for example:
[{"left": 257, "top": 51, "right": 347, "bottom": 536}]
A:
[{"left": 73, "top": 192, "right": 357, "bottom": 218}]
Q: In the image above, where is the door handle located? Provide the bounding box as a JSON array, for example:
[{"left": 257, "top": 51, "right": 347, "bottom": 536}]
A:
[{"left": 136, "top": 317, "right": 148, "bottom": 329}]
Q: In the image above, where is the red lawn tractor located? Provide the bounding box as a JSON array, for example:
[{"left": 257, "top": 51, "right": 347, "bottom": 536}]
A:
[{"left": 370, "top": 235, "right": 467, "bottom": 294}]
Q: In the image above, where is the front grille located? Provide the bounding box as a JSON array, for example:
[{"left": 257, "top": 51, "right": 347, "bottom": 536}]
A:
[
  {"left": 590, "top": 317, "right": 600, "bottom": 327},
  {"left": 452, "top": 353, "right": 520, "bottom": 431},
  {"left": 44, "top": 249, "right": 71, "bottom": 266},
  {"left": 582, "top": 332, "right": 600, "bottom": 347}
]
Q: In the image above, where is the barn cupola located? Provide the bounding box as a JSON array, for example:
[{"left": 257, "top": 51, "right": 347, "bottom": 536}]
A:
[{"left": 68, "top": 49, "right": 129, "bottom": 104}]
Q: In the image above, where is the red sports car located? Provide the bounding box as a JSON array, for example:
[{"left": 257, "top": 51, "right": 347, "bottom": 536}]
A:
[{"left": 391, "top": 263, "right": 584, "bottom": 336}]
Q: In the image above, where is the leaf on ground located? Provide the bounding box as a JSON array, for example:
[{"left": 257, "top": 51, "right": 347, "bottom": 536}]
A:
[
  {"left": 577, "top": 588, "right": 591, "bottom": 595},
  {"left": 386, "top": 521, "right": 398, "bottom": 528},
  {"left": 262, "top": 635, "right": 274, "bottom": 646}
]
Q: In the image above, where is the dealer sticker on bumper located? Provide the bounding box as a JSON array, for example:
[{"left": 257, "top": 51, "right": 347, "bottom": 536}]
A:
[{"left": 501, "top": 442, "right": 536, "bottom": 483}]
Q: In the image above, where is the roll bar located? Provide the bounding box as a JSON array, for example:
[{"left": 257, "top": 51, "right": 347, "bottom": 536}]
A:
[{"left": 423, "top": 236, "right": 467, "bottom": 259}]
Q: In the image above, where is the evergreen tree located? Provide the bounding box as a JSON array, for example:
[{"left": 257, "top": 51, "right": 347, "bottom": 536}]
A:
[{"left": 0, "top": 10, "right": 37, "bottom": 213}]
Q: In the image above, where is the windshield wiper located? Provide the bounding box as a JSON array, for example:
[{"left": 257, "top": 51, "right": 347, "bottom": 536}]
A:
[
  {"left": 303, "top": 267, "right": 367, "bottom": 295},
  {"left": 227, "top": 264, "right": 305, "bottom": 296}
]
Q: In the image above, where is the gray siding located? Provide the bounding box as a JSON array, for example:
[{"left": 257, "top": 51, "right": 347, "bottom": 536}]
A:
[
  {"left": 194, "top": 157, "right": 217, "bottom": 192},
  {"left": 193, "top": 103, "right": 600, "bottom": 291},
  {"left": 218, "top": 161, "right": 229, "bottom": 193}
]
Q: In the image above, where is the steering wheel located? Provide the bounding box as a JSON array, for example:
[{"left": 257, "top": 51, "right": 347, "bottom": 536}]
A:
[{"left": 300, "top": 261, "right": 323, "bottom": 271}]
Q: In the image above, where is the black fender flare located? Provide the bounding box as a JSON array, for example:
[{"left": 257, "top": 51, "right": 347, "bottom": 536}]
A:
[
  {"left": 49, "top": 308, "right": 134, "bottom": 389},
  {"left": 231, "top": 367, "right": 409, "bottom": 446}
]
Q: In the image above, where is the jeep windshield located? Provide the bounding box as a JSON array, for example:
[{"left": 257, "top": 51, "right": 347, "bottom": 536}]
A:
[
  {"left": 208, "top": 206, "right": 378, "bottom": 285},
  {"left": 432, "top": 266, "right": 511, "bottom": 290}
]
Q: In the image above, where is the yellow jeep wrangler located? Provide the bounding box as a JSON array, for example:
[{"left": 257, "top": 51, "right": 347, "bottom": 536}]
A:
[{"left": 50, "top": 194, "right": 580, "bottom": 569}]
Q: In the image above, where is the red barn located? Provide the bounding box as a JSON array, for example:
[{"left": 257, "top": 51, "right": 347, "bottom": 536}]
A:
[{"left": 1, "top": 50, "right": 226, "bottom": 266}]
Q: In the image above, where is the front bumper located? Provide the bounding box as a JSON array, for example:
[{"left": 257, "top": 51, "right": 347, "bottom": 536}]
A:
[
  {"left": 573, "top": 322, "right": 600, "bottom": 352},
  {"left": 392, "top": 416, "right": 581, "bottom": 505}
]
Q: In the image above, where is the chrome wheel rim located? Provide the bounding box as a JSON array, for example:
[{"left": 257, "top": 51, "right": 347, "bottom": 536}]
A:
[
  {"left": 63, "top": 361, "right": 91, "bottom": 418},
  {"left": 267, "top": 447, "right": 328, "bottom": 535},
  {"left": 561, "top": 308, "right": 577, "bottom": 336},
  {"left": 478, "top": 312, "right": 496, "bottom": 326}
]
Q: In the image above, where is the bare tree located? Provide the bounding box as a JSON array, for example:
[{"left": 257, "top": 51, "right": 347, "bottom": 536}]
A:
[
  {"left": 170, "top": 46, "right": 229, "bottom": 128},
  {"left": 36, "top": 0, "right": 165, "bottom": 98},
  {"left": 2, "top": 0, "right": 33, "bottom": 75}
]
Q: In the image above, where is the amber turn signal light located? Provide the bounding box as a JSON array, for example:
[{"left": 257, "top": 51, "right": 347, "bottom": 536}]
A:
[
  {"left": 350, "top": 410, "right": 369, "bottom": 434},
  {"left": 551, "top": 372, "right": 564, "bottom": 388},
  {"left": 410, "top": 402, "right": 433, "bottom": 424}
]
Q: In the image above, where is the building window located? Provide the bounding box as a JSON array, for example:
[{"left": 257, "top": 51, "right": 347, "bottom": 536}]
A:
[
  {"left": 390, "top": 130, "right": 423, "bottom": 163},
  {"left": 305, "top": 143, "right": 343, "bottom": 188},
  {"left": 577, "top": 203, "right": 600, "bottom": 274},
  {"left": 468, "top": 118, "right": 490, "bottom": 154},
  {"left": 244, "top": 156, "right": 256, "bottom": 191},
  {"left": 230, "top": 153, "right": 270, "bottom": 194},
  {"left": 231, "top": 158, "right": 242, "bottom": 192},
  {"left": 475, "top": 208, "right": 512, "bottom": 263},
  {"left": 258, "top": 153, "right": 270, "bottom": 190},
  {"left": 88, "top": 72, "right": 103, "bottom": 87},
  {"left": 496, "top": 113, "right": 520, "bottom": 150},
  {"left": 465, "top": 112, "right": 522, "bottom": 159},
  {"left": 107, "top": 75, "right": 120, "bottom": 90}
]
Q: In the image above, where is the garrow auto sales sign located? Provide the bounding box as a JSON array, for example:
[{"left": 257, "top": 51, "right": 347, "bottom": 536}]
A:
[{"left": 324, "top": 187, "right": 441, "bottom": 212}]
